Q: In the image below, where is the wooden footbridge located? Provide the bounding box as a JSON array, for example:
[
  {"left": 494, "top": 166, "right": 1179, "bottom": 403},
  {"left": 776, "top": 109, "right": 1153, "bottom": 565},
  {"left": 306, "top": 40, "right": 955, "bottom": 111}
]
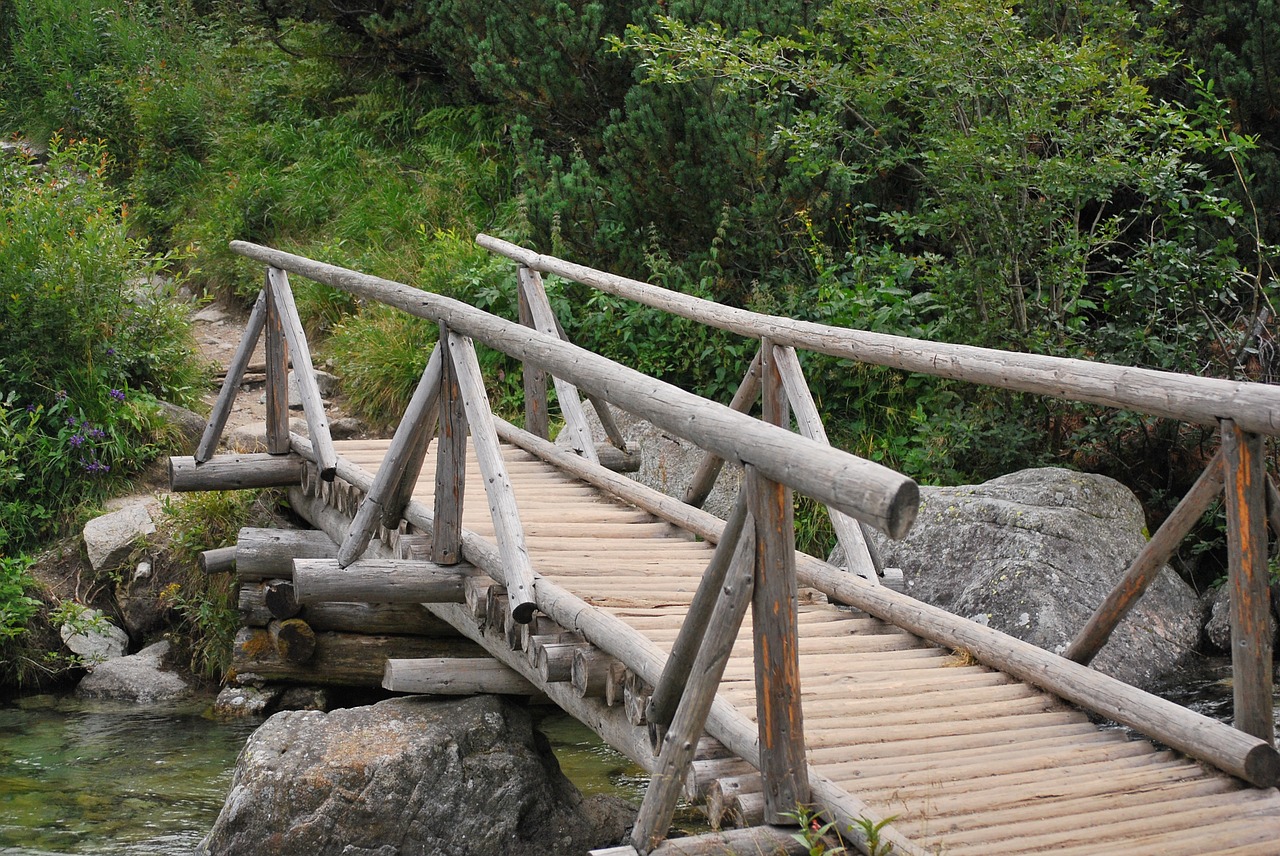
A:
[{"left": 173, "top": 238, "right": 1280, "bottom": 855}]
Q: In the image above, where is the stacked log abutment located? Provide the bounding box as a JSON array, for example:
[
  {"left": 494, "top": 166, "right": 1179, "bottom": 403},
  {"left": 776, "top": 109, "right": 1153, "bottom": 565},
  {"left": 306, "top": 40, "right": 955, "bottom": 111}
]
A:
[{"left": 230, "top": 526, "right": 484, "bottom": 689}]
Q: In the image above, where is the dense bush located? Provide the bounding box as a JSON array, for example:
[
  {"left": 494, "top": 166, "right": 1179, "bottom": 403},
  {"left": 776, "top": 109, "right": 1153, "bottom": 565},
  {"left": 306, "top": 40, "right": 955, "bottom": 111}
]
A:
[{"left": 0, "top": 139, "right": 202, "bottom": 553}]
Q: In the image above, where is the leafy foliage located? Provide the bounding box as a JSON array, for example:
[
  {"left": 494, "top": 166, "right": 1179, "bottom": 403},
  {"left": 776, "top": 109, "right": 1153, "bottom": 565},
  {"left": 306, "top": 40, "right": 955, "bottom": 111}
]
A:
[{"left": 0, "top": 139, "right": 203, "bottom": 553}]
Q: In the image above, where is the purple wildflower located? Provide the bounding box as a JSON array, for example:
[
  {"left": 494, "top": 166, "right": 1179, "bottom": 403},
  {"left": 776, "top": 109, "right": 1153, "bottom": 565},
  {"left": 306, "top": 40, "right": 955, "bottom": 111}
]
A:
[
  {"left": 88, "top": 428, "right": 105, "bottom": 440},
  {"left": 105, "top": 348, "right": 115, "bottom": 357},
  {"left": 69, "top": 434, "right": 85, "bottom": 448},
  {"left": 67, "top": 416, "right": 78, "bottom": 426},
  {"left": 109, "top": 389, "right": 125, "bottom": 402},
  {"left": 55, "top": 390, "right": 67, "bottom": 401},
  {"left": 26, "top": 404, "right": 35, "bottom": 413}
]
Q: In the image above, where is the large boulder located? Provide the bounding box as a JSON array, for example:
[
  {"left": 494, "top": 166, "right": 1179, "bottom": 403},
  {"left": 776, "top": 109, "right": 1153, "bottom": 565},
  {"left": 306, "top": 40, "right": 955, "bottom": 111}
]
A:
[
  {"left": 869, "top": 468, "right": 1201, "bottom": 690},
  {"left": 75, "top": 640, "right": 189, "bottom": 703},
  {"left": 82, "top": 503, "right": 155, "bottom": 573},
  {"left": 197, "top": 694, "right": 632, "bottom": 856}
]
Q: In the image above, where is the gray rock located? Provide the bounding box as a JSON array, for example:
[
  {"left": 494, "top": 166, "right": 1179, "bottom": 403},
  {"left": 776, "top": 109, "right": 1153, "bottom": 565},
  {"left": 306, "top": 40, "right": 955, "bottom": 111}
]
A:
[
  {"left": 227, "top": 418, "right": 309, "bottom": 453},
  {"left": 83, "top": 503, "right": 155, "bottom": 573},
  {"left": 213, "top": 685, "right": 283, "bottom": 718},
  {"left": 198, "top": 695, "right": 631, "bottom": 856},
  {"left": 156, "top": 400, "right": 207, "bottom": 451},
  {"left": 329, "top": 416, "right": 365, "bottom": 440},
  {"left": 561, "top": 407, "right": 740, "bottom": 520},
  {"left": 1203, "top": 584, "right": 1278, "bottom": 653},
  {"left": 277, "top": 686, "right": 331, "bottom": 711},
  {"left": 116, "top": 571, "right": 169, "bottom": 639},
  {"left": 870, "top": 468, "right": 1202, "bottom": 690},
  {"left": 75, "top": 640, "right": 189, "bottom": 702},
  {"left": 59, "top": 606, "right": 130, "bottom": 664},
  {"left": 287, "top": 369, "right": 339, "bottom": 409}
]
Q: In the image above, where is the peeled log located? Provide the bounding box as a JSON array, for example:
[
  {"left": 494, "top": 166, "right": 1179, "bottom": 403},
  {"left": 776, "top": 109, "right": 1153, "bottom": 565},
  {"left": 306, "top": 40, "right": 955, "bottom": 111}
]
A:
[
  {"left": 383, "top": 657, "right": 542, "bottom": 696},
  {"left": 199, "top": 546, "right": 237, "bottom": 575},
  {"left": 292, "top": 558, "right": 475, "bottom": 604},
  {"left": 233, "top": 628, "right": 487, "bottom": 686},
  {"left": 236, "top": 528, "right": 338, "bottom": 581},
  {"left": 170, "top": 453, "right": 304, "bottom": 491}
]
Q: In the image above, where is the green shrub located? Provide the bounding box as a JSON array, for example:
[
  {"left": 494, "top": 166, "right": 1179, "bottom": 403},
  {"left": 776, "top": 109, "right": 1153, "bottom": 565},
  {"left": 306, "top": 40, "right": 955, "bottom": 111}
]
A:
[
  {"left": 0, "top": 138, "right": 203, "bottom": 553},
  {"left": 160, "top": 490, "right": 272, "bottom": 680}
]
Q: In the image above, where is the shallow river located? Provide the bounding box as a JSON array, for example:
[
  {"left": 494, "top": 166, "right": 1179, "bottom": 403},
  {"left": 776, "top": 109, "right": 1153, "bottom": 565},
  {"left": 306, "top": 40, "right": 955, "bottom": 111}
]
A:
[
  {"left": 0, "top": 658, "right": 1268, "bottom": 854},
  {"left": 0, "top": 694, "right": 650, "bottom": 855}
]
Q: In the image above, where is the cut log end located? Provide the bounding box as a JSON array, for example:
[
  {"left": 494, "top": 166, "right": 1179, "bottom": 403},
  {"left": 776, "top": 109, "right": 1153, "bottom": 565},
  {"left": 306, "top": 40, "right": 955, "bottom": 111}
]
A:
[
  {"left": 1245, "top": 742, "right": 1280, "bottom": 788},
  {"left": 885, "top": 479, "right": 920, "bottom": 540},
  {"left": 511, "top": 600, "right": 538, "bottom": 625}
]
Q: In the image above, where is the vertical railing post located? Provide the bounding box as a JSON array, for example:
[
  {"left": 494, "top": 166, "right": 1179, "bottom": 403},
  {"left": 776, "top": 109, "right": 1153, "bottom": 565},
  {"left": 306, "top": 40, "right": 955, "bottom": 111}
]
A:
[
  {"left": 432, "top": 324, "right": 466, "bottom": 564},
  {"left": 1222, "top": 418, "right": 1274, "bottom": 745},
  {"left": 751, "top": 338, "right": 810, "bottom": 822},
  {"left": 263, "top": 269, "right": 290, "bottom": 456},
  {"left": 516, "top": 266, "right": 550, "bottom": 440}
]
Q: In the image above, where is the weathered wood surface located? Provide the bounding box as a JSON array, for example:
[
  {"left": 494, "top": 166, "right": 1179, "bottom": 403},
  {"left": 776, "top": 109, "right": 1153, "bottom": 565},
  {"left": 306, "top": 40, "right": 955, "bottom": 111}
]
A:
[
  {"left": 339, "top": 344, "right": 442, "bottom": 566},
  {"left": 683, "top": 349, "right": 760, "bottom": 509},
  {"left": 383, "top": 656, "right": 541, "bottom": 696},
  {"left": 284, "top": 437, "right": 1280, "bottom": 855},
  {"left": 197, "top": 288, "right": 268, "bottom": 462},
  {"left": 268, "top": 617, "right": 316, "bottom": 663},
  {"left": 772, "top": 343, "right": 879, "bottom": 581},
  {"left": 263, "top": 271, "right": 290, "bottom": 456},
  {"left": 230, "top": 240, "right": 919, "bottom": 538},
  {"left": 233, "top": 626, "right": 486, "bottom": 686},
  {"left": 267, "top": 267, "right": 337, "bottom": 478},
  {"left": 432, "top": 325, "right": 466, "bottom": 564},
  {"left": 292, "top": 557, "right": 474, "bottom": 604},
  {"left": 198, "top": 546, "right": 237, "bottom": 575},
  {"left": 1222, "top": 419, "right": 1275, "bottom": 745},
  {"left": 632, "top": 526, "right": 755, "bottom": 853},
  {"left": 477, "top": 234, "right": 1280, "bottom": 437},
  {"left": 170, "top": 453, "right": 303, "bottom": 491},
  {"left": 517, "top": 266, "right": 599, "bottom": 464},
  {"left": 447, "top": 331, "right": 538, "bottom": 624},
  {"left": 235, "top": 527, "right": 338, "bottom": 581},
  {"left": 457, "top": 424, "right": 1280, "bottom": 790}
]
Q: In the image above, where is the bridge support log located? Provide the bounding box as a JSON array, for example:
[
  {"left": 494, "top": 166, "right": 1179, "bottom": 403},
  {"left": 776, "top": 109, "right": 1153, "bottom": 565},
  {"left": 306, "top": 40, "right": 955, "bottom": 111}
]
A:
[
  {"left": 170, "top": 453, "right": 304, "bottom": 491},
  {"left": 1222, "top": 419, "right": 1275, "bottom": 746},
  {"left": 198, "top": 546, "right": 237, "bottom": 575},
  {"left": 268, "top": 618, "right": 316, "bottom": 664},
  {"left": 235, "top": 528, "right": 338, "bottom": 581},
  {"left": 237, "top": 586, "right": 461, "bottom": 636},
  {"left": 292, "top": 558, "right": 475, "bottom": 604},
  {"left": 233, "top": 627, "right": 486, "bottom": 686},
  {"left": 594, "top": 825, "right": 808, "bottom": 856},
  {"left": 1067, "top": 450, "right": 1226, "bottom": 665},
  {"left": 383, "top": 656, "right": 542, "bottom": 696}
]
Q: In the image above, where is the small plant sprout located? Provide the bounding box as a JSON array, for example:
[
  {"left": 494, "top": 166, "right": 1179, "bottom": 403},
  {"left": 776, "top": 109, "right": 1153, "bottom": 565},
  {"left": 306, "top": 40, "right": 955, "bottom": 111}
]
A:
[
  {"left": 786, "top": 805, "right": 846, "bottom": 856},
  {"left": 848, "top": 814, "right": 899, "bottom": 856}
]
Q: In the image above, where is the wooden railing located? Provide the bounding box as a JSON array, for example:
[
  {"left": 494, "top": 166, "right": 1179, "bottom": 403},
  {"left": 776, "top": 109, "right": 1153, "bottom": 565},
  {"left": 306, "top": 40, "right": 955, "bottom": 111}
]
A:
[
  {"left": 172, "top": 239, "right": 1280, "bottom": 854},
  {"left": 475, "top": 234, "right": 1280, "bottom": 753},
  {"left": 198, "top": 240, "right": 920, "bottom": 854}
]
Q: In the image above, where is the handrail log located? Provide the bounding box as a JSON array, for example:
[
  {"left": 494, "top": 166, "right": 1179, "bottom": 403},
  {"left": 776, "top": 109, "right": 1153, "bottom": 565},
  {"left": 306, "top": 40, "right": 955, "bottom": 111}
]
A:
[
  {"left": 477, "top": 234, "right": 1280, "bottom": 437},
  {"left": 230, "top": 241, "right": 917, "bottom": 539}
]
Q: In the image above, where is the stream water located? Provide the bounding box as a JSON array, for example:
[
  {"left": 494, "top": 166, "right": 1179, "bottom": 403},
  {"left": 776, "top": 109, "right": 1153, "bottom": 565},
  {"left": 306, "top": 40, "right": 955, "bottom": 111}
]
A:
[
  {"left": 0, "top": 658, "right": 1269, "bottom": 853},
  {"left": 0, "top": 694, "right": 651, "bottom": 854}
]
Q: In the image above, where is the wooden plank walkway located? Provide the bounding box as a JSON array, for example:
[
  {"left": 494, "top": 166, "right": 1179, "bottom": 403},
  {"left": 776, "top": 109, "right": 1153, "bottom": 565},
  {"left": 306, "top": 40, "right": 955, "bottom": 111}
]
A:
[{"left": 327, "top": 438, "right": 1280, "bottom": 855}]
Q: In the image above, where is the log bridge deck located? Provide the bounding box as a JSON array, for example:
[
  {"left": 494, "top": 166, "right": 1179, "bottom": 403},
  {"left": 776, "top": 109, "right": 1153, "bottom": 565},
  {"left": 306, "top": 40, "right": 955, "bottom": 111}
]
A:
[{"left": 178, "top": 238, "right": 1280, "bottom": 855}]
